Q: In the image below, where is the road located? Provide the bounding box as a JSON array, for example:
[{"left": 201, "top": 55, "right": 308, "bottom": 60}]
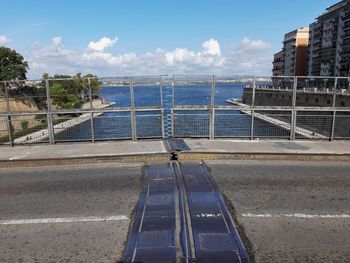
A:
[
  {"left": 208, "top": 160, "right": 350, "bottom": 263},
  {"left": 0, "top": 160, "right": 350, "bottom": 262},
  {"left": 0, "top": 163, "right": 143, "bottom": 263}
]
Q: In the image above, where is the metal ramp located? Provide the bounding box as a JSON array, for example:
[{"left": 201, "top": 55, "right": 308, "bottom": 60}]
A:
[{"left": 121, "top": 162, "right": 249, "bottom": 263}]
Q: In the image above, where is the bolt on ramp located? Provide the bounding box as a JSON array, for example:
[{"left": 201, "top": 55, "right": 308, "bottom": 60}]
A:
[{"left": 121, "top": 162, "right": 249, "bottom": 263}]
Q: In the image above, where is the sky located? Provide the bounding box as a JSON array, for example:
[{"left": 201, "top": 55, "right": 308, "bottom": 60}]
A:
[{"left": 0, "top": 0, "right": 339, "bottom": 79}]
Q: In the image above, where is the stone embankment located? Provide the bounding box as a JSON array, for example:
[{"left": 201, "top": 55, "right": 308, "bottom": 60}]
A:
[
  {"left": 13, "top": 99, "right": 115, "bottom": 144},
  {"left": 0, "top": 97, "right": 40, "bottom": 137}
]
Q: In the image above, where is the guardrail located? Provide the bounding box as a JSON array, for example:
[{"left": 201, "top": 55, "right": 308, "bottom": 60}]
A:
[{"left": 0, "top": 75, "right": 350, "bottom": 146}]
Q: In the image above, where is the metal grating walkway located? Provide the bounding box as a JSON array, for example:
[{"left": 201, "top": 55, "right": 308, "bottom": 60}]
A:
[{"left": 121, "top": 162, "right": 249, "bottom": 263}]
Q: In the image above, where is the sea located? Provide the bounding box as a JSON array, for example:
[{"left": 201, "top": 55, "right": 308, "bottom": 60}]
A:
[{"left": 55, "top": 83, "right": 289, "bottom": 141}]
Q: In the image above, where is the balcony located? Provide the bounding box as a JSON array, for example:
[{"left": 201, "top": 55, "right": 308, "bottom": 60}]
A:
[{"left": 342, "top": 14, "right": 350, "bottom": 22}]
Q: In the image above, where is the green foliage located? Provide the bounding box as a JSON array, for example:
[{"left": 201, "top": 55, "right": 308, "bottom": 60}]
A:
[
  {"left": 45, "top": 73, "right": 101, "bottom": 109},
  {"left": 50, "top": 83, "right": 80, "bottom": 109},
  {"left": 20, "top": 120, "right": 29, "bottom": 131},
  {"left": 35, "top": 114, "right": 47, "bottom": 122},
  {"left": 0, "top": 47, "right": 29, "bottom": 81},
  {"left": 82, "top": 73, "right": 100, "bottom": 97}
]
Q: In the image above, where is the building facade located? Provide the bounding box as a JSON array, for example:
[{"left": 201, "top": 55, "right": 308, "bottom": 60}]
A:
[
  {"left": 272, "top": 27, "right": 309, "bottom": 77},
  {"left": 283, "top": 27, "right": 309, "bottom": 76},
  {"left": 272, "top": 51, "right": 284, "bottom": 76},
  {"left": 307, "top": 0, "right": 350, "bottom": 77}
]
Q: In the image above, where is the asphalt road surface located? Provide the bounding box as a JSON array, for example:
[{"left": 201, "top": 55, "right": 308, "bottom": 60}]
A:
[
  {"left": 1, "top": 160, "right": 350, "bottom": 262},
  {"left": 208, "top": 160, "right": 350, "bottom": 263},
  {"left": 0, "top": 163, "right": 143, "bottom": 263}
]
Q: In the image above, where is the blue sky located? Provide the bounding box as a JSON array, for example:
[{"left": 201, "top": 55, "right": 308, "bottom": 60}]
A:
[{"left": 0, "top": 0, "right": 338, "bottom": 78}]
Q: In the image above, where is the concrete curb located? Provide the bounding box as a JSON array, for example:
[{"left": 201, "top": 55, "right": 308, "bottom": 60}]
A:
[
  {"left": 0, "top": 153, "right": 169, "bottom": 168},
  {"left": 2, "top": 151, "right": 350, "bottom": 168},
  {"left": 177, "top": 152, "right": 350, "bottom": 162}
]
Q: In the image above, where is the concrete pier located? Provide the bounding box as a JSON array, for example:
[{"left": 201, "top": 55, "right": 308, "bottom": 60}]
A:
[
  {"left": 14, "top": 101, "right": 116, "bottom": 144},
  {"left": 226, "top": 99, "right": 327, "bottom": 139}
]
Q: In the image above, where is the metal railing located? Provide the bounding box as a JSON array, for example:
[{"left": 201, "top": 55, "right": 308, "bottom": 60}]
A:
[{"left": 1, "top": 75, "right": 350, "bottom": 146}]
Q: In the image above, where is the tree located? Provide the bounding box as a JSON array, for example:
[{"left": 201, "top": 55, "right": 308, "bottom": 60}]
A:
[
  {"left": 0, "top": 47, "right": 29, "bottom": 81},
  {"left": 82, "top": 74, "right": 100, "bottom": 98},
  {"left": 50, "top": 83, "right": 80, "bottom": 109},
  {"left": 43, "top": 73, "right": 101, "bottom": 109}
]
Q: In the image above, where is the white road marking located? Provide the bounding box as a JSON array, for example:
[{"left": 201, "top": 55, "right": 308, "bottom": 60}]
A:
[
  {"left": 195, "top": 213, "right": 222, "bottom": 218},
  {"left": 242, "top": 213, "right": 350, "bottom": 219},
  {"left": 0, "top": 215, "right": 129, "bottom": 225}
]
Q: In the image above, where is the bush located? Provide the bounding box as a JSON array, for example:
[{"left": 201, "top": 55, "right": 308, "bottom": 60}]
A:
[{"left": 20, "top": 120, "right": 29, "bottom": 131}]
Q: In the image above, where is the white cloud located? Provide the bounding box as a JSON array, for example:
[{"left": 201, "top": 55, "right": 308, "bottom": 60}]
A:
[
  {"left": 225, "top": 37, "right": 273, "bottom": 75},
  {"left": 0, "top": 35, "right": 10, "bottom": 46},
  {"left": 239, "top": 37, "right": 271, "bottom": 52},
  {"left": 88, "top": 37, "right": 118, "bottom": 52},
  {"left": 52, "top": 36, "right": 62, "bottom": 47},
  {"left": 202, "top": 39, "right": 222, "bottom": 56},
  {"left": 32, "top": 36, "right": 72, "bottom": 59},
  {"left": 25, "top": 36, "right": 273, "bottom": 78}
]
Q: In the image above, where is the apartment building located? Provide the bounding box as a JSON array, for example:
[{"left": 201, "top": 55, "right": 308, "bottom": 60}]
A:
[
  {"left": 272, "top": 27, "right": 309, "bottom": 77},
  {"left": 307, "top": 0, "right": 350, "bottom": 77},
  {"left": 272, "top": 50, "right": 284, "bottom": 76},
  {"left": 283, "top": 27, "right": 309, "bottom": 76}
]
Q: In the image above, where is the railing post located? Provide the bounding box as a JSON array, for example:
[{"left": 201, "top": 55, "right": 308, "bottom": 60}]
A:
[
  {"left": 171, "top": 109, "right": 175, "bottom": 138},
  {"left": 330, "top": 77, "right": 338, "bottom": 141},
  {"left": 209, "top": 75, "right": 216, "bottom": 140},
  {"left": 250, "top": 77, "right": 256, "bottom": 140},
  {"left": 160, "top": 75, "right": 163, "bottom": 109},
  {"left": 130, "top": 77, "right": 137, "bottom": 141},
  {"left": 45, "top": 79, "right": 55, "bottom": 144},
  {"left": 171, "top": 75, "right": 175, "bottom": 109},
  {"left": 159, "top": 76, "right": 165, "bottom": 139},
  {"left": 4, "top": 82, "right": 13, "bottom": 146},
  {"left": 88, "top": 78, "right": 95, "bottom": 142},
  {"left": 161, "top": 109, "right": 165, "bottom": 139},
  {"left": 171, "top": 76, "right": 175, "bottom": 138},
  {"left": 290, "top": 76, "right": 298, "bottom": 141}
]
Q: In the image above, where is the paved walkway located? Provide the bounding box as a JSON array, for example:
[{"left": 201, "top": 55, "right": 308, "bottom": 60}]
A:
[
  {"left": 183, "top": 139, "right": 350, "bottom": 155},
  {"left": 1, "top": 139, "right": 350, "bottom": 161},
  {"left": 0, "top": 141, "right": 166, "bottom": 161}
]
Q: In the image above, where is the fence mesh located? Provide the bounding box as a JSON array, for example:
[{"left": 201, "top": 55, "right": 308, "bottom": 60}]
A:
[
  {"left": 136, "top": 111, "right": 162, "bottom": 138},
  {"left": 334, "top": 112, "right": 350, "bottom": 139},
  {"left": 173, "top": 75, "right": 212, "bottom": 106},
  {"left": 6, "top": 80, "right": 48, "bottom": 113},
  {"left": 253, "top": 111, "right": 292, "bottom": 139},
  {"left": 214, "top": 110, "right": 251, "bottom": 138},
  {"left": 53, "top": 113, "right": 92, "bottom": 142},
  {"left": 11, "top": 114, "right": 50, "bottom": 144},
  {"left": 93, "top": 113, "right": 132, "bottom": 140},
  {"left": 173, "top": 111, "right": 210, "bottom": 138},
  {"left": 295, "top": 111, "right": 333, "bottom": 139},
  {"left": 1, "top": 75, "right": 350, "bottom": 145},
  {"left": 0, "top": 116, "right": 9, "bottom": 144}
]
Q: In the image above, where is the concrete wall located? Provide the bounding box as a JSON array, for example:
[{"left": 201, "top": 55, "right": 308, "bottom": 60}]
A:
[{"left": 242, "top": 88, "right": 350, "bottom": 107}]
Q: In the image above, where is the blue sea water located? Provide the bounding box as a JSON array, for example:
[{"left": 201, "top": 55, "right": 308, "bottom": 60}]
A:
[{"left": 55, "top": 83, "right": 289, "bottom": 141}]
